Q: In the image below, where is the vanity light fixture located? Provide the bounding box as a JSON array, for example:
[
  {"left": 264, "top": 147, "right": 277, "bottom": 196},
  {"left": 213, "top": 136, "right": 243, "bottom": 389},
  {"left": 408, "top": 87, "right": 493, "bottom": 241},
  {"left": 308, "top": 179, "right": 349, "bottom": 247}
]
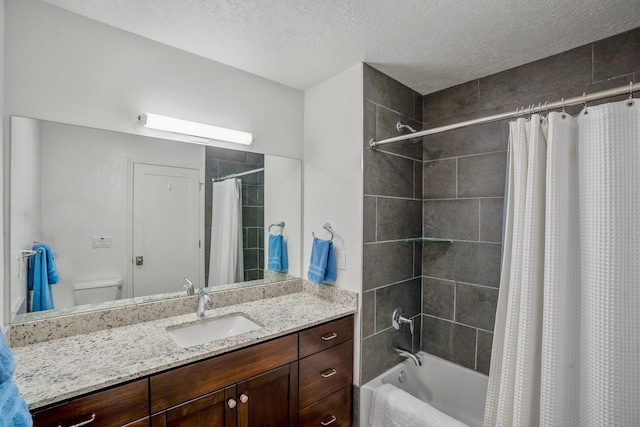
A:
[{"left": 138, "top": 113, "right": 254, "bottom": 145}]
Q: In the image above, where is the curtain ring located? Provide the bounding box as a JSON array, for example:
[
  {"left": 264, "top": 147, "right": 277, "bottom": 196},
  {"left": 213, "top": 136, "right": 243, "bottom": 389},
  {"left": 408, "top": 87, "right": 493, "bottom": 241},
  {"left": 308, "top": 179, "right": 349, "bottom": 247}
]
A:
[
  {"left": 628, "top": 81, "right": 634, "bottom": 106},
  {"left": 544, "top": 101, "right": 549, "bottom": 114},
  {"left": 561, "top": 97, "right": 566, "bottom": 119},
  {"left": 583, "top": 92, "right": 589, "bottom": 114}
]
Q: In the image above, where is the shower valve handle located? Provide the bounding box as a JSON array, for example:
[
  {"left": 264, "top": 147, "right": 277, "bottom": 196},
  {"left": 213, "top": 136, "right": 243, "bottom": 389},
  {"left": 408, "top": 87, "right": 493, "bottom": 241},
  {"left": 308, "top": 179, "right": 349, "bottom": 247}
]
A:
[{"left": 392, "top": 308, "right": 414, "bottom": 334}]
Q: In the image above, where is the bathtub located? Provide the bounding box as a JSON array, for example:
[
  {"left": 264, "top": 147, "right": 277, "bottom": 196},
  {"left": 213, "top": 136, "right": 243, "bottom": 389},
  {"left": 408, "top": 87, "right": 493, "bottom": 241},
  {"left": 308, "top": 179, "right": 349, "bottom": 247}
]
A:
[{"left": 360, "top": 352, "right": 488, "bottom": 427}]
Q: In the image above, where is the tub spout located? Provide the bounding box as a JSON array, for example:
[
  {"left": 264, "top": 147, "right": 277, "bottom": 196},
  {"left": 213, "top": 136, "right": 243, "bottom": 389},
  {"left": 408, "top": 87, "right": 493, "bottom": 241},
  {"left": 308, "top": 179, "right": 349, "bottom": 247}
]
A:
[{"left": 395, "top": 347, "right": 422, "bottom": 366}]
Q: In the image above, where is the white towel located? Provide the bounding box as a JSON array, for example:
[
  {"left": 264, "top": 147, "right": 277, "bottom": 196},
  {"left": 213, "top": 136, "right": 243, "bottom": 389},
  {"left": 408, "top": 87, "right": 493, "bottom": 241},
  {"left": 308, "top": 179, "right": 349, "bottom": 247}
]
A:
[{"left": 370, "top": 383, "right": 468, "bottom": 427}]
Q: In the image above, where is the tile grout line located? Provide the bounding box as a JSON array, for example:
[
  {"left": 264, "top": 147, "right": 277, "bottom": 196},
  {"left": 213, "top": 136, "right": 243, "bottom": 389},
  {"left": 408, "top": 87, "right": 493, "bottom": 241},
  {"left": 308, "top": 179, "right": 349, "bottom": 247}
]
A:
[
  {"left": 478, "top": 198, "right": 482, "bottom": 241},
  {"left": 455, "top": 158, "right": 459, "bottom": 199},
  {"left": 475, "top": 329, "right": 479, "bottom": 370},
  {"left": 374, "top": 195, "right": 378, "bottom": 243}
]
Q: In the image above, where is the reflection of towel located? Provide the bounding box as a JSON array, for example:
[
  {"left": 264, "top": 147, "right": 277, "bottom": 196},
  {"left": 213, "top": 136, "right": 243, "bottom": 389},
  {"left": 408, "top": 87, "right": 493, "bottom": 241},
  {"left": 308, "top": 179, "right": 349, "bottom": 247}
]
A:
[
  {"left": 307, "top": 238, "right": 336, "bottom": 284},
  {"left": 267, "top": 234, "right": 288, "bottom": 272},
  {"left": 27, "top": 244, "right": 59, "bottom": 312},
  {"left": 370, "top": 384, "right": 468, "bottom": 427},
  {"left": 0, "top": 335, "right": 32, "bottom": 426}
]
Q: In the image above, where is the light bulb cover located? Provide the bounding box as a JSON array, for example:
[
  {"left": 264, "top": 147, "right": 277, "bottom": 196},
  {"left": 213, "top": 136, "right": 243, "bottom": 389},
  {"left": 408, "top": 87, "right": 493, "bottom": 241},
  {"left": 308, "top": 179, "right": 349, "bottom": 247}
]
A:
[{"left": 138, "top": 113, "right": 253, "bottom": 145}]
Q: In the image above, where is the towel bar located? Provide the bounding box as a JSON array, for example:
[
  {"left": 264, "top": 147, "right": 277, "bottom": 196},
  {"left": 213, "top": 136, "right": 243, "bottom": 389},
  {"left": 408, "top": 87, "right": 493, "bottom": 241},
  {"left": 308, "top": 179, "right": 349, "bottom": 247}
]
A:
[
  {"left": 268, "top": 221, "right": 285, "bottom": 234},
  {"left": 312, "top": 223, "right": 333, "bottom": 241}
]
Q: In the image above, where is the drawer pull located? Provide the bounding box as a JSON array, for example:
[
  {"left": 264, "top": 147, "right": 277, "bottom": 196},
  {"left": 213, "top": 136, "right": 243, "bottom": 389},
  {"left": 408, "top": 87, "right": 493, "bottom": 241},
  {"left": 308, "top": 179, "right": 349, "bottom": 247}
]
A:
[
  {"left": 321, "top": 368, "right": 337, "bottom": 378},
  {"left": 239, "top": 393, "right": 249, "bottom": 404},
  {"left": 321, "top": 415, "right": 337, "bottom": 426},
  {"left": 228, "top": 398, "right": 237, "bottom": 409},
  {"left": 59, "top": 413, "right": 96, "bottom": 427},
  {"left": 321, "top": 332, "right": 337, "bottom": 341}
]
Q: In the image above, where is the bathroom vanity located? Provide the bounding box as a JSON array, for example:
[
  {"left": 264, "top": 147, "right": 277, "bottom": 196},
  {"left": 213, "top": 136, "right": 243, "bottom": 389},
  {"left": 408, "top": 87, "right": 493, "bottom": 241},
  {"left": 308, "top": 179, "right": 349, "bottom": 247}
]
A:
[{"left": 11, "top": 281, "right": 356, "bottom": 427}]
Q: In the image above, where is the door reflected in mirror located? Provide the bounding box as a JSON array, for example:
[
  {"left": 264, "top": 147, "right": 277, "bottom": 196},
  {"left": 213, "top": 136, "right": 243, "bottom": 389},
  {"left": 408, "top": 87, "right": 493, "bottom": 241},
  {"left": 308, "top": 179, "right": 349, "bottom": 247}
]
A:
[{"left": 10, "top": 116, "right": 302, "bottom": 322}]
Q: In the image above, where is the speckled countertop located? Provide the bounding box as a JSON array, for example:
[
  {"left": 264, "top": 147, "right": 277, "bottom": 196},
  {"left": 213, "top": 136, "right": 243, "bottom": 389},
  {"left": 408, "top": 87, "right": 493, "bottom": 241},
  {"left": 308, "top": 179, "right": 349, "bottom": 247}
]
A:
[{"left": 12, "top": 285, "right": 357, "bottom": 410}]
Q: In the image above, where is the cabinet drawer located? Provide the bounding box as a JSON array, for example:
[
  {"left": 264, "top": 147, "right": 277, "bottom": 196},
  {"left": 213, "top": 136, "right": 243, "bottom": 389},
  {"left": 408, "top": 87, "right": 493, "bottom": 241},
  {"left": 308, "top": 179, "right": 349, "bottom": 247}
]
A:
[
  {"left": 299, "top": 341, "right": 353, "bottom": 409},
  {"left": 151, "top": 334, "right": 298, "bottom": 413},
  {"left": 32, "top": 379, "right": 149, "bottom": 427},
  {"left": 299, "top": 385, "right": 351, "bottom": 427},
  {"left": 299, "top": 316, "right": 353, "bottom": 358}
]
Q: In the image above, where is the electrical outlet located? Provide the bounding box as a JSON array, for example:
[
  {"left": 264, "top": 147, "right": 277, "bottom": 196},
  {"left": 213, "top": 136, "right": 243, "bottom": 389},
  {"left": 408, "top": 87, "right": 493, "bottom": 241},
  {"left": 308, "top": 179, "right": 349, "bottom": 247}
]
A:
[
  {"left": 92, "top": 236, "right": 112, "bottom": 249},
  {"left": 336, "top": 250, "right": 346, "bottom": 271}
]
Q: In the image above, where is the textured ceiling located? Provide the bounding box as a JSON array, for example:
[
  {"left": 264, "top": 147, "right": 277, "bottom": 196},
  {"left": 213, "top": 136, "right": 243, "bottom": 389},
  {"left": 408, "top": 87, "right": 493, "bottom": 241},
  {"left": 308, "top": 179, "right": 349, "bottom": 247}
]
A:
[{"left": 40, "top": 0, "right": 640, "bottom": 94}]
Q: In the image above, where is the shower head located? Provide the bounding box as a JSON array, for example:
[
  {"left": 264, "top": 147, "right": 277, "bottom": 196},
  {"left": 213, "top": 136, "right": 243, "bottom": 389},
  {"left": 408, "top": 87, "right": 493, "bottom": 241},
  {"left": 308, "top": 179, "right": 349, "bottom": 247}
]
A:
[
  {"left": 396, "top": 121, "right": 417, "bottom": 134},
  {"left": 396, "top": 121, "right": 422, "bottom": 143}
]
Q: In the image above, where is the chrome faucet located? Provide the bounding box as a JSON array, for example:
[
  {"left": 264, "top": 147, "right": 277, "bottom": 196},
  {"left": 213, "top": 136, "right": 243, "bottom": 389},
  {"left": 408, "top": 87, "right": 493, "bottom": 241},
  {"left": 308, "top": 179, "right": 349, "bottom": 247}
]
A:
[
  {"left": 395, "top": 347, "right": 422, "bottom": 366},
  {"left": 183, "top": 277, "right": 194, "bottom": 296},
  {"left": 196, "top": 288, "right": 211, "bottom": 317},
  {"left": 392, "top": 308, "right": 414, "bottom": 334}
]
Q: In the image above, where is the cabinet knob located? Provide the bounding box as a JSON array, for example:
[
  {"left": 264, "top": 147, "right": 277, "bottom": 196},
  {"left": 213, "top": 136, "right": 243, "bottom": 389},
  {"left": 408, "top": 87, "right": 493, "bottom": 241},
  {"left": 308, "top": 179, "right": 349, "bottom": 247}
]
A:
[
  {"left": 239, "top": 393, "right": 249, "bottom": 404},
  {"left": 227, "top": 398, "right": 237, "bottom": 409},
  {"left": 321, "top": 415, "right": 337, "bottom": 426}
]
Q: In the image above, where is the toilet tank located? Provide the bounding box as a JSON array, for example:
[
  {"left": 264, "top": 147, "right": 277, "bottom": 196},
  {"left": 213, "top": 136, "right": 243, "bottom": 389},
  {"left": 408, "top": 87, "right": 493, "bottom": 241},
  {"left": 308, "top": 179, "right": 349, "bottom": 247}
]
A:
[{"left": 74, "top": 278, "right": 123, "bottom": 305}]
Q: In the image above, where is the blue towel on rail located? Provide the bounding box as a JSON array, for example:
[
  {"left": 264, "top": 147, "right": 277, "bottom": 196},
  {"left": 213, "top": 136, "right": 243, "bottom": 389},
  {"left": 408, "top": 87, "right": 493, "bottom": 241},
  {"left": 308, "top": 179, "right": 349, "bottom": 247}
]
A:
[
  {"left": 27, "top": 244, "right": 59, "bottom": 312},
  {"left": 0, "top": 335, "right": 32, "bottom": 426},
  {"left": 307, "top": 238, "right": 337, "bottom": 284},
  {"left": 267, "top": 234, "right": 288, "bottom": 273}
]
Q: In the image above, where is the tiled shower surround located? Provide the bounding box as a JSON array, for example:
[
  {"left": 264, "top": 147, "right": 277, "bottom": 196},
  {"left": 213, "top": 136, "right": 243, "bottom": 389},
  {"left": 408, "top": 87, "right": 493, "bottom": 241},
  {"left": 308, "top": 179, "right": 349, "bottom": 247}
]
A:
[
  {"left": 205, "top": 147, "right": 265, "bottom": 284},
  {"left": 361, "top": 27, "right": 640, "bottom": 384}
]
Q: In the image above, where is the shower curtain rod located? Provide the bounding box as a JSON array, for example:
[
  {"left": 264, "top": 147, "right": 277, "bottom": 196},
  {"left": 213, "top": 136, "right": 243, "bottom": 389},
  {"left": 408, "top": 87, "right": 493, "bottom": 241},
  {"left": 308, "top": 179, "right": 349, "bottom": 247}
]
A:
[
  {"left": 212, "top": 167, "right": 264, "bottom": 182},
  {"left": 369, "top": 81, "right": 639, "bottom": 150}
]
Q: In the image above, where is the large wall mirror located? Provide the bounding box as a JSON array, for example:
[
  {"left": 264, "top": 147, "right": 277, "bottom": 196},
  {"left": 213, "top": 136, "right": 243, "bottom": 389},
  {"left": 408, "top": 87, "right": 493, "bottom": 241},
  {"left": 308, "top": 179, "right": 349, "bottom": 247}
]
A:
[{"left": 10, "top": 116, "right": 302, "bottom": 323}]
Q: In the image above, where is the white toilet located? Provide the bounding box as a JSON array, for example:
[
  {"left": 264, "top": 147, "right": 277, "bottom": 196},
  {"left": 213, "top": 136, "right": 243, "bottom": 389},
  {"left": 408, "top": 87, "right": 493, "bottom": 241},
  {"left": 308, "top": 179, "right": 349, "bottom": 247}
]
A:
[{"left": 74, "top": 278, "right": 123, "bottom": 305}]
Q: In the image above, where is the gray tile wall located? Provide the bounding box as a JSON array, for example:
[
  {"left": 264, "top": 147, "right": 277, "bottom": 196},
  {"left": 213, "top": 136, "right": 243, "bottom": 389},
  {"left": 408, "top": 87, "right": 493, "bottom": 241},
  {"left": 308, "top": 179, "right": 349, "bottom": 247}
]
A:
[
  {"left": 361, "top": 27, "right": 640, "bottom": 383},
  {"left": 420, "top": 26, "right": 640, "bottom": 375},
  {"left": 205, "top": 147, "right": 265, "bottom": 284},
  {"left": 362, "top": 64, "right": 424, "bottom": 384}
]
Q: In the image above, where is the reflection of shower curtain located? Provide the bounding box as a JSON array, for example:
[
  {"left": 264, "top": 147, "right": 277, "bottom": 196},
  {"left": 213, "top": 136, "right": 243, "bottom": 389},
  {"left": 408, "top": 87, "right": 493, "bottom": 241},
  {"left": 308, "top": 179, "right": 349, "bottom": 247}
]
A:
[
  {"left": 208, "top": 179, "right": 244, "bottom": 286},
  {"left": 485, "top": 101, "right": 640, "bottom": 426}
]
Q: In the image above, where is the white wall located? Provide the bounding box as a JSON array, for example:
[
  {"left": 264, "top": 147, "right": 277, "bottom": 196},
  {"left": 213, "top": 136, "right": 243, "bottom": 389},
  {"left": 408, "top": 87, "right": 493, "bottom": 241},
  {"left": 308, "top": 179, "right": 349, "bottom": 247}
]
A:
[
  {"left": 0, "top": 0, "right": 6, "bottom": 327},
  {"left": 9, "top": 117, "right": 40, "bottom": 315},
  {"left": 4, "top": 0, "right": 304, "bottom": 159},
  {"left": 264, "top": 156, "right": 302, "bottom": 278},
  {"left": 303, "top": 63, "right": 363, "bottom": 384}
]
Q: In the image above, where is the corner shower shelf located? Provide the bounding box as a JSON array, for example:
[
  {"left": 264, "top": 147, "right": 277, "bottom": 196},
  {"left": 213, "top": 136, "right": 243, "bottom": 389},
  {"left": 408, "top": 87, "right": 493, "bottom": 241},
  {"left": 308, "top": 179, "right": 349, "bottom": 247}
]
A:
[{"left": 406, "top": 237, "right": 453, "bottom": 244}]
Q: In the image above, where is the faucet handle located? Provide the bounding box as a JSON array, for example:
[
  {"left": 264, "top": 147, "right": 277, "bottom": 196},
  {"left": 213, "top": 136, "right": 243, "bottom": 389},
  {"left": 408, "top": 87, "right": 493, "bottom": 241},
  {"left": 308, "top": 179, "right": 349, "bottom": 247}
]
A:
[
  {"left": 392, "top": 308, "right": 414, "bottom": 334},
  {"left": 183, "top": 277, "right": 195, "bottom": 295},
  {"left": 198, "top": 287, "right": 212, "bottom": 303}
]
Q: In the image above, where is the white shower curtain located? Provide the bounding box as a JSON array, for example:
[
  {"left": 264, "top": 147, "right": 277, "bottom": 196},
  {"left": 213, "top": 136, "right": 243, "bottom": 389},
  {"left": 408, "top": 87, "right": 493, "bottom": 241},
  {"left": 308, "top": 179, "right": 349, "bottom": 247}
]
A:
[
  {"left": 208, "top": 179, "right": 244, "bottom": 286},
  {"left": 485, "top": 100, "right": 640, "bottom": 427}
]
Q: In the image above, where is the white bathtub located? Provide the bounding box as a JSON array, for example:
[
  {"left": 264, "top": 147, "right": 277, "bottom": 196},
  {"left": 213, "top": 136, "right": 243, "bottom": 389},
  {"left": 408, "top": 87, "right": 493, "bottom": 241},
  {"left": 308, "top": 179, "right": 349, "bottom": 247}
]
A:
[{"left": 360, "top": 352, "right": 488, "bottom": 427}]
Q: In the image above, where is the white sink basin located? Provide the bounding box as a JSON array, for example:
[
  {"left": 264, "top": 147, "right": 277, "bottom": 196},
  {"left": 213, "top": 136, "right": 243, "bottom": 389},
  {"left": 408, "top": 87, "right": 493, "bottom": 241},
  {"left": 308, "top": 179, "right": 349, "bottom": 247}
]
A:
[{"left": 167, "top": 314, "right": 263, "bottom": 348}]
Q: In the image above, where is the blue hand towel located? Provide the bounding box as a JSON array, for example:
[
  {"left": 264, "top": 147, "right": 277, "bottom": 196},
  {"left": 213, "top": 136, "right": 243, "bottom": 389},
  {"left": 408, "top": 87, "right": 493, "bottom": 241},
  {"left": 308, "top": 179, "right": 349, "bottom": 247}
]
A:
[
  {"left": 0, "top": 335, "right": 32, "bottom": 427},
  {"left": 267, "top": 234, "right": 288, "bottom": 273},
  {"left": 27, "top": 244, "right": 59, "bottom": 312},
  {"left": 307, "top": 238, "right": 337, "bottom": 284}
]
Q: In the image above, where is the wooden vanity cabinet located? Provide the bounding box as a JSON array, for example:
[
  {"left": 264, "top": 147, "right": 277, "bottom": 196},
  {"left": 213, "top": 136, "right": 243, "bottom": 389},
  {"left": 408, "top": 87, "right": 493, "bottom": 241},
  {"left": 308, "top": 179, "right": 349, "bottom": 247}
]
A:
[{"left": 31, "top": 315, "right": 355, "bottom": 427}]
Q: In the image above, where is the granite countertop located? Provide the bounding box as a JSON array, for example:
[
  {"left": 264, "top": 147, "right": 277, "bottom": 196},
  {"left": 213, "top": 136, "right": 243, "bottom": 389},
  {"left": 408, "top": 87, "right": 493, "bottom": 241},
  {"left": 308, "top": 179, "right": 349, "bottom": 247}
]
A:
[{"left": 12, "top": 288, "right": 357, "bottom": 410}]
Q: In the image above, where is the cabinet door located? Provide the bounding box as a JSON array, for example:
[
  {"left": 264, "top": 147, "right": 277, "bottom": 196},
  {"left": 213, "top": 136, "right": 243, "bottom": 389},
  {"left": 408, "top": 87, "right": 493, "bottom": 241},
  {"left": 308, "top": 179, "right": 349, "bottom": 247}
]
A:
[
  {"left": 160, "top": 388, "right": 227, "bottom": 427},
  {"left": 236, "top": 363, "right": 298, "bottom": 427}
]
